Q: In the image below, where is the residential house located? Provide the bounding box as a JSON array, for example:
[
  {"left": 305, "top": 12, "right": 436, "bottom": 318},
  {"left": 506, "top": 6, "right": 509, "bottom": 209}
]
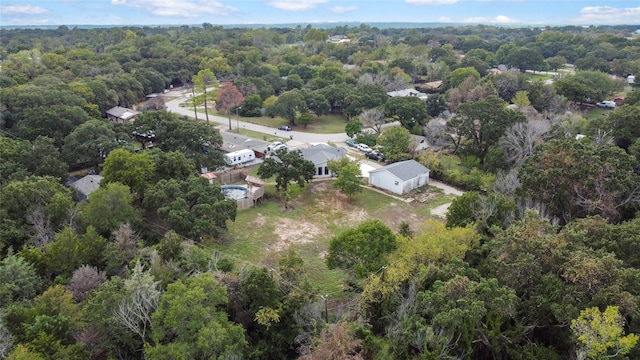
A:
[
  {"left": 368, "top": 160, "right": 430, "bottom": 195},
  {"left": 106, "top": 106, "right": 140, "bottom": 123},
  {"left": 409, "top": 134, "right": 430, "bottom": 152},
  {"left": 387, "top": 88, "right": 428, "bottom": 101},
  {"left": 300, "top": 144, "right": 346, "bottom": 178},
  {"left": 69, "top": 175, "right": 103, "bottom": 201},
  {"left": 220, "top": 132, "right": 270, "bottom": 159}
]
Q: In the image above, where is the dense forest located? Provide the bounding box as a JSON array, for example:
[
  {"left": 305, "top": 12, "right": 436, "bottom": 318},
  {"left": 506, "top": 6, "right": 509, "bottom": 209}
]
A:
[{"left": 1, "top": 22, "right": 640, "bottom": 359}]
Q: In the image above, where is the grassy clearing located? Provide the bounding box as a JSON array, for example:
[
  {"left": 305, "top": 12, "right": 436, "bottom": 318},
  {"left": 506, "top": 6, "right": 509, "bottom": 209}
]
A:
[
  {"left": 205, "top": 180, "right": 452, "bottom": 296},
  {"left": 585, "top": 107, "right": 612, "bottom": 121},
  {"left": 224, "top": 128, "right": 288, "bottom": 143},
  {"left": 524, "top": 73, "right": 552, "bottom": 81}
]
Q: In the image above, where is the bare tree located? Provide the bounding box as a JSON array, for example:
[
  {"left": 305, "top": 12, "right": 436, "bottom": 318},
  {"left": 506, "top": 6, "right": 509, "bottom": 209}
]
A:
[
  {"left": 113, "top": 262, "right": 160, "bottom": 344},
  {"left": 500, "top": 120, "right": 550, "bottom": 167},
  {"left": 112, "top": 223, "right": 139, "bottom": 265},
  {"left": 491, "top": 169, "right": 521, "bottom": 198},
  {"left": 300, "top": 322, "right": 363, "bottom": 360},
  {"left": 423, "top": 118, "right": 450, "bottom": 149},
  {"left": 591, "top": 129, "right": 614, "bottom": 149},
  {"left": 359, "top": 108, "right": 387, "bottom": 134},
  {"left": 67, "top": 265, "right": 107, "bottom": 302},
  {"left": 26, "top": 204, "right": 55, "bottom": 247}
]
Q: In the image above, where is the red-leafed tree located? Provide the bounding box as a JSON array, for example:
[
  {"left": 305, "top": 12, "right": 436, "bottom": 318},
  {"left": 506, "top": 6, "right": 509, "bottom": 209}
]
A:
[{"left": 215, "top": 82, "right": 244, "bottom": 130}]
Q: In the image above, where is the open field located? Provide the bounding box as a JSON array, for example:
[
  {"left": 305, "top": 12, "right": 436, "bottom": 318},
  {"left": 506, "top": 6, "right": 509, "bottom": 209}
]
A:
[{"left": 204, "top": 180, "right": 455, "bottom": 296}]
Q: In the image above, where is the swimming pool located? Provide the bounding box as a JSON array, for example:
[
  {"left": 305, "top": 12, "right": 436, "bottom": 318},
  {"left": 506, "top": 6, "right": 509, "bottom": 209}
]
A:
[{"left": 221, "top": 185, "right": 249, "bottom": 200}]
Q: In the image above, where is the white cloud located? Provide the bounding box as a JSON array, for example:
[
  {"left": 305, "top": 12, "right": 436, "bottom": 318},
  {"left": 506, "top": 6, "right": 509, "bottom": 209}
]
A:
[
  {"left": 266, "top": 0, "right": 328, "bottom": 11},
  {"left": 331, "top": 5, "right": 358, "bottom": 14},
  {"left": 406, "top": 0, "right": 459, "bottom": 4},
  {"left": 0, "top": 4, "right": 48, "bottom": 14},
  {"left": 571, "top": 6, "right": 640, "bottom": 25},
  {"left": 437, "top": 16, "right": 451, "bottom": 22},
  {"left": 111, "top": 0, "right": 237, "bottom": 17},
  {"left": 463, "top": 15, "right": 519, "bottom": 23}
]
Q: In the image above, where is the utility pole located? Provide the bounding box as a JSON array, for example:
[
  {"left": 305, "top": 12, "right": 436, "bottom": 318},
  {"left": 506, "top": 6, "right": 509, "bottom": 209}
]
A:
[
  {"left": 321, "top": 294, "right": 329, "bottom": 323},
  {"left": 191, "top": 87, "right": 198, "bottom": 122}
]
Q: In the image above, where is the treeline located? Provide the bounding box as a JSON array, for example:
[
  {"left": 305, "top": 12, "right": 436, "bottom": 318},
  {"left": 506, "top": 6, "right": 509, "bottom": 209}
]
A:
[{"left": 1, "top": 22, "right": 640, "bottom": 359}]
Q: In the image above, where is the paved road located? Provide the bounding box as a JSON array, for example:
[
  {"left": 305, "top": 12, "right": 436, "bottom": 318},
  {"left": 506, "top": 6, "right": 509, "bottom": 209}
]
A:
[{"left": 164, "top": 92, "right": 350, "bottom": 144}]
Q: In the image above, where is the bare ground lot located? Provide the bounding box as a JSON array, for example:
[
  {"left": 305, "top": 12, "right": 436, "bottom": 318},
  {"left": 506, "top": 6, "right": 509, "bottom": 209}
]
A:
[{"left": 206, "top": 181, "right": 456, "bottom": 295}]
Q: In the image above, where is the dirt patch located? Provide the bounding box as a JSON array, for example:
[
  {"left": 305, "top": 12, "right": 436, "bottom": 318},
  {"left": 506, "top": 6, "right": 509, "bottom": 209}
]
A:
[
  {"left": 252, "top": 213, "right": 267, "bottom": 227},
  {"left": 268, "top": 218, "right": 325, "bottom": 252}
]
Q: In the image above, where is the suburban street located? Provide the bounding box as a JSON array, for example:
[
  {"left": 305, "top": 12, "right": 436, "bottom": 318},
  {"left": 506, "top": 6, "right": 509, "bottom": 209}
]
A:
[{"left": 163, "top": 91, "right": 351, "bottom": 144}]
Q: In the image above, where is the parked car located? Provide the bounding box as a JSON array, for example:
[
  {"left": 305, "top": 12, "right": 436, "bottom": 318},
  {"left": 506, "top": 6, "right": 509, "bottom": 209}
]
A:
[
  {"left": 271, "top": 143, "right": 287, "bottom": 152},
  {"left": 346, "top": 139, "right": 358, "bottom": 148},
  {"left": 366, "top": 150, "right": 385, "bottom": 162},
  {"left": 278, "top": 125, "right": 292, "bottom": 131},
  {"left": 596, "top": 100, "right": 616, "bottom": 108},
  {"left": 356, "top": 143, "right": 372, "bottom": 152},
  {"left": 267, "top": 141, "right": 283, "bottom": 151}
]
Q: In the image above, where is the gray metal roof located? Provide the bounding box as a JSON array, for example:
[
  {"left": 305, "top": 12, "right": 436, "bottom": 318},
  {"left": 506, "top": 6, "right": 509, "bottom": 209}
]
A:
[
  {"left": 300, "top": 144, "right": 345, "bottom": 165},
  {"left": 106, "top": 106, "right": 140, "bottom": 120},
  {"left": 220, "top": 132, "right": 270, "bottom": 153},
  {"left": 370, "top": 160, "right": 429, "bottom": 181},
  {"left": 70, "top": 175, "right": 103, "bottom": 197}
]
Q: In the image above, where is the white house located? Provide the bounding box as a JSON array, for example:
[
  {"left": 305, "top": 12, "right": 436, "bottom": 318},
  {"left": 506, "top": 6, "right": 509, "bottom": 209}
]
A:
[
  {"left": 368, "top": 160, "right": 430, "bottom": 195},
  {"left": 300, "top": 144, "right": 346, "bottom": 178},
  {"left": 105, "top": 106, "right": 140, "bottom": 123},
  {"left": 387, "top": 88, "right": 428, "bottom": 100}
]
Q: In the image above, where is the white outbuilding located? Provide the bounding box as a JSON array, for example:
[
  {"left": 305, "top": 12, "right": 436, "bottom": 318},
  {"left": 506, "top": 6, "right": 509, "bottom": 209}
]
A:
[{"left": 368, "top": 160, "right": 430, "bottom": 195}]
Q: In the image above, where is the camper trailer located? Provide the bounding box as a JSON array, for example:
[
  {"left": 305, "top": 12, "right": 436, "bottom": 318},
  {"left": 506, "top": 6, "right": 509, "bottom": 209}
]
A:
[{"left": 223, "top": 149, "right": 256, "bottom": 166}]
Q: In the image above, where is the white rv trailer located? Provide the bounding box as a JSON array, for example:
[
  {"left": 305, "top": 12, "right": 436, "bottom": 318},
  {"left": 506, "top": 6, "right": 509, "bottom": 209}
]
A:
[{"left": 223, "top": 149, "right": 256, "bottom": 166}]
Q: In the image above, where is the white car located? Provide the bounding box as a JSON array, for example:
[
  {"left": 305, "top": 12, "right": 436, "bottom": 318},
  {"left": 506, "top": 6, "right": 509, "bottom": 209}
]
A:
[
  {"left": 271, "top": 143, "right": 287, "bottom": 152},
  {"left": 356, "top": 143, "right": 372, "bottom": 152},
  {"left": 267, "top": 141, "right": 283, "bottom": 151},
  {"left": 596, "top": 101, "right": 616, "bottom": 108}
]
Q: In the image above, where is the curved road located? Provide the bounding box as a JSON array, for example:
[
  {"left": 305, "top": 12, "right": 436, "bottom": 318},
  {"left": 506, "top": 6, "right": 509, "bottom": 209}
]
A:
[{"left": 164, "top": 92, "right": 350, "bottom": 144}]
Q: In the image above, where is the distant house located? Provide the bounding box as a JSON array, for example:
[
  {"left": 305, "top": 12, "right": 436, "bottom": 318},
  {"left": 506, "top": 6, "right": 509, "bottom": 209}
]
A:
[
  {"left": 106, "top": 106, "right": 140, "bottom": 123},
  {"left": 387, "top": 88, "right": 428, "bottom": 100},
  {"left": 300, "top": 144, "right": 346, "bottom": 178},
  {"left": 69, "top": 175, "right": 103, "bottom": 201},
  {"left": 368, "top": 160, "right": 430, "bottom": 195},
  {"left": 409, "top": 135, "right": 430, "bottom": 152}
]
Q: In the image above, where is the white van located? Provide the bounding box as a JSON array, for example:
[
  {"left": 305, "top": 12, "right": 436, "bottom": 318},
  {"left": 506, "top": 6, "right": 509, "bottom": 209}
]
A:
[{"left": 223, "top": 149, "right": 256, "bottom": 166}]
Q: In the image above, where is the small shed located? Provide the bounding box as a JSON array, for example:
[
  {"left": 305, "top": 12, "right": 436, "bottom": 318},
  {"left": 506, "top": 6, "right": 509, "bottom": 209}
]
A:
[
  {"left": 201, "top": 172, "right": 218, "bottom": 184},
  {"left": 69, "top": 175, "right": 103, "bottom": 200},
  {"left": 300, "top": 144, "right": 346, "bottom": 178},
  {"left": 106, "top": 106, "right": 140, "bottom": 123},
  {"left": 368, "top": 160, "right": 430, "bottom": 195}
]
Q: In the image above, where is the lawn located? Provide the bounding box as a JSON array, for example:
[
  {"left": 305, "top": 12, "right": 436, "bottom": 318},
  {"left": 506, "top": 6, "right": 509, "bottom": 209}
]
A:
[
  {"left": 191, "top": 105, "right": 349, "bottom": 134},
  {"left": 584, "top": 107, "right": 612, "bottom": 121},
  {"left": 204, "top": 180, "right": 451, "bottom": 297},
  {"left": 524, "top": 72, "right": 552, "bottom": 81}
]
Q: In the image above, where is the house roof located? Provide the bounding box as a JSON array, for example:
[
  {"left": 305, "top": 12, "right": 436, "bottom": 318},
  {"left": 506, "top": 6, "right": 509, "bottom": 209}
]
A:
[
  {"left": 387, "top": 88, "right": 427, "bottom": 98},
  {"left": 106, "top": 106, "right": 140, "bottom": 120},
  {"left": 69, "top": 175, "right": 103, "bottom": 197},
  {"left": 423, "top": 80, "right": 443, "bottom": 89},
  {"left": 201, "top": 172, "right": 217, "bottom": 180},
  {"left": 220, "top": 132, "right": 270, "bottom": 153},
  {"left": 370, "top": 160, "right": 429, "bottom": 181},
  {"left": 300, "top": 144, "right": 345, "bottom": 165}
]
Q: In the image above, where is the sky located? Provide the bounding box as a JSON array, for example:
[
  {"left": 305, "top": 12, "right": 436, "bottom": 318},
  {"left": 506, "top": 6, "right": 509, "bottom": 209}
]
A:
[{"left": 1, "top": 0, "right": 639, "bottom": 27}]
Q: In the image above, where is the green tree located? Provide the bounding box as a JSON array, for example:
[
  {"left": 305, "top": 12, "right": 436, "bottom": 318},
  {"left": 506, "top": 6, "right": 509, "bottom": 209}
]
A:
[
  {"left": 62, "top": 120, "right": 121, "bottom": 168},
  {"left": 146, "top": 273, "right": 247, "bottom": 359},
  {"left": 148, "top": 150, "right": 196, "bottom": 180},
  {"left": 448, "top": 95, "right": 525, "bottom": 164},
  {"left": 298, "top": 112, "right": 314, "bottom": 129},
  {"left": 143, "top": 176, "right": 236, "bottom": 239},
  {"left": 257, "top": 149, "right": 315, "bottom": 207},
  {"left": 606, "top": 104, "right": 640, "bottom": 150},
  {"left": 554, "top": 75, "right": 598, "bottom": 104},
  {"left": 0, "top": 136, "right": 67, "bottom": 184},
  {"left": 377, "top": 126, "right": 411, "bottom": 163},
  {"left": 447, "top": 66, "right": 480, "bottom": 88},
  {"left": 345, "top": 117, "right": 363, "bottom": 138},
  {"left": 101, "top": 149, "right": 155, "bottom": 197},
  {"left": 192, "top": 69, "right": 217, "bottom": 124},
  {"left": 344, "top": 83, "right": 388, "bottom": 118},
  {"left": 0, "top": 250, "right": 41, "bottom": 307},
  {"left": 505, "top": 46, "right": 546, "bottom": 72},
  {"left": 511, "top": 90, "right": 531, "bottom": 108},
  {"left": 384, "top": 96, "right": 427, "bottom": 130},
  {"left": 327, "top": 219, "right": 397, "bottom": 279},
  {"left": 46, "top": 226, "right": 106, "bottom": 279},
  {"left": 328, "top": 158, "right": 363, "bottom": 200},
  {"left": 0, "top": 176, "right": 73, "bottom": 250},
  {"left": 79, "top": 182, "right": 139, "bottom": 236},
  {"left": 273, "top": 89, "right": 307, "bottom": 125},
  {"left": 571, "top": 306, "right": 639, "bottom": 360},
  {"left": 519, "top": 139, "right": 640, "bottom": 222}
]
